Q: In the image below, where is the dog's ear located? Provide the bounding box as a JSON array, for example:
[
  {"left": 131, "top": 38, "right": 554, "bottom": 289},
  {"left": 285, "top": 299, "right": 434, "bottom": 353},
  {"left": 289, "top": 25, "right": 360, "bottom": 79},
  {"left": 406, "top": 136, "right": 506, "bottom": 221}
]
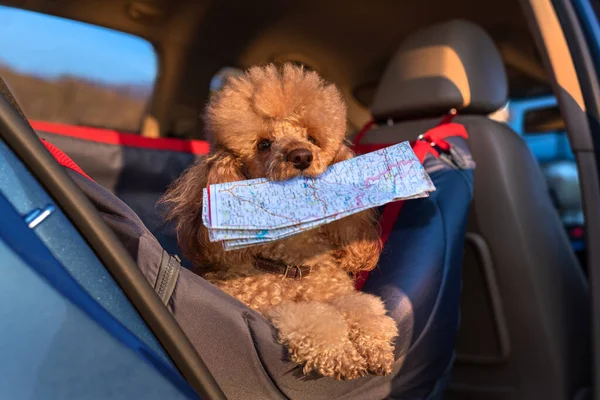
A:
[
  {"left": 159, "top": 150, "right": 245, "bottom": 267},
  {"left": 331, "top": 142, "right": 355, "bottom": 165},
  {"left": 204, "top": 149, "right": 247, "bottom": 186}
]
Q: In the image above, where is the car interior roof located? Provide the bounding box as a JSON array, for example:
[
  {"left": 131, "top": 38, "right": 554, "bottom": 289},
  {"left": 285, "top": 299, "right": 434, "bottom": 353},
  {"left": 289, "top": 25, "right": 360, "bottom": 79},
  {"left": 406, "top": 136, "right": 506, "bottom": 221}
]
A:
[{"left": 1, "top": 0, "right": 552, "bottom": 137}]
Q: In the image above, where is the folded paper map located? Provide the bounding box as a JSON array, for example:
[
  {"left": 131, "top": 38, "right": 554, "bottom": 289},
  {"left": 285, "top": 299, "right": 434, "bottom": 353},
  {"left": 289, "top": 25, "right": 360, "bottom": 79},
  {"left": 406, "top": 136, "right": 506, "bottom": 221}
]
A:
[{"left": 202, "top": 141, "right": 436, "bottom": 250}]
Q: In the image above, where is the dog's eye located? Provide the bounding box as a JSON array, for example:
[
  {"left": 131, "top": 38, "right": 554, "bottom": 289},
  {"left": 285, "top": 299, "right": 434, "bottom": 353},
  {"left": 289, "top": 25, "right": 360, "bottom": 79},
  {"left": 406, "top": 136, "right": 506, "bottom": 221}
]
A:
[
  {"left": 257, "top": 139, "right": 272, "bottom": 151},
  {"left": 308, "top": 136, "right": 317, "bottom": 145}
]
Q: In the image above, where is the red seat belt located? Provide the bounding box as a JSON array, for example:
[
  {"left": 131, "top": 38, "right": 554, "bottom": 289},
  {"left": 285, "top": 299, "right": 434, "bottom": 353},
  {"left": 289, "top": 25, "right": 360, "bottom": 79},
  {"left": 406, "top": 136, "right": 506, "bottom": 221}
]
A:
[
  {"left": 40, "top": 138, "right": 95, "bottom": 182},
  {"left": 353, "top": 118, "right": 468, "bottom": 290}
]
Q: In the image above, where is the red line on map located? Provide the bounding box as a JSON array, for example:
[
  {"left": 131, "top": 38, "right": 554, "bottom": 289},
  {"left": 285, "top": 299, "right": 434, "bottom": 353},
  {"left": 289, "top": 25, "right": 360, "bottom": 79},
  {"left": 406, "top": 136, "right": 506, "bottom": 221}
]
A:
[
  {"left": 364, "top": 160, "right": 413, "bottom": 185},
  {"left": 220, "top": 184, "right": 301, "bottom": 225},
  {"left": 306, "top": 178, "right": 328, "bottom": 215},
  {"left": 355, "top": 191, "right": 366, "bottom": 207}
]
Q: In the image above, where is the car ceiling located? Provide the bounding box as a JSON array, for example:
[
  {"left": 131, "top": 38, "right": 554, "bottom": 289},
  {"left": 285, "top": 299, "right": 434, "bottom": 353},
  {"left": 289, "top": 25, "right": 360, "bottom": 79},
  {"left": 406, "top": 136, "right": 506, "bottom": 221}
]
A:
[{"left": 0, "top": 0, "right": 551, "bottom": 138}]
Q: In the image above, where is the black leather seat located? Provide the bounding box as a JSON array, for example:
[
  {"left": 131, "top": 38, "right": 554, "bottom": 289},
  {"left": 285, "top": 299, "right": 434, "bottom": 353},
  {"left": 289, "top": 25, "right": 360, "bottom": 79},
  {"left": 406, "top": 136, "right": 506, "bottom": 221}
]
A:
[{"left": 359, "top": 19, "right": 591, "bottom": 399}]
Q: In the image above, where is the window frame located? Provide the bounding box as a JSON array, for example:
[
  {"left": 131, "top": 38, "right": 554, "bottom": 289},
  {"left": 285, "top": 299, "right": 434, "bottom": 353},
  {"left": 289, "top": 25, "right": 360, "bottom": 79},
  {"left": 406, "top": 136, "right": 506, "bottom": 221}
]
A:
[{"left": 521, "top": 0, "right": 600, "bottom": 397}]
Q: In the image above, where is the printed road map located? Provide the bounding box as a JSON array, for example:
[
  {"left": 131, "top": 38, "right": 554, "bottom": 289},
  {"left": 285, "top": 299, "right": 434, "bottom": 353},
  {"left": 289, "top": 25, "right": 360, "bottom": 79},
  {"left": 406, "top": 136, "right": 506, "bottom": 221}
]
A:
[{"left": 202, "top": 141, "right": 435, "bottom": 250}]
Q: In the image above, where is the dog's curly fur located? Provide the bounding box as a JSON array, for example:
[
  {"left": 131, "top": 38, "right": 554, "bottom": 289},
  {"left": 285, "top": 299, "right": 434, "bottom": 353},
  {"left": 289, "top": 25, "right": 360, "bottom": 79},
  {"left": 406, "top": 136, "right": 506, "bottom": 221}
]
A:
[{"left": 160, "top": 63, "right": 398, "bottom": 380}]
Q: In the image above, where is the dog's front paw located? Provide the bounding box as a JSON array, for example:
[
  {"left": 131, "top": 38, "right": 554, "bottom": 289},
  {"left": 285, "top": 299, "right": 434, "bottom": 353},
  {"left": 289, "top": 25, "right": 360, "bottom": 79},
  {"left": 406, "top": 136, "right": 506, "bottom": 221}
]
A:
[
  {"left": 329, "top": 292, "right": 398, "bottom": 376},
  {"left": 296, "top": 336, "right": 369, "bottom": 380},
  {"left": 355, "top": 313, "right": 397, "bottom": 375},
  {"left": 265, "top": 301, "right": 368, "bottom": 380}
]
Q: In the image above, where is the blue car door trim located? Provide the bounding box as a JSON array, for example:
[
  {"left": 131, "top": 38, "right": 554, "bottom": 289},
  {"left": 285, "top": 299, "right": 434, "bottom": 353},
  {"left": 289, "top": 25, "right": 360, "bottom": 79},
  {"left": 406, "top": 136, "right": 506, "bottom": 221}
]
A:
[{"left": 0, "top": 191, "right": 198, "bottom": 399}]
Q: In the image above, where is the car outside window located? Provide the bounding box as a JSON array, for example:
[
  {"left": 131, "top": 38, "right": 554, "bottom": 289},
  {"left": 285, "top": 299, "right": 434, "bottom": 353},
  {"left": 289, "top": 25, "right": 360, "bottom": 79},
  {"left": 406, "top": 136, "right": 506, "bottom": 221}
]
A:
[
  {"left": 0, "top": 6, "right": 157, "bottom": 133},
  {"left": 508, "top": 96, "right": 585, "bottom": 256}
]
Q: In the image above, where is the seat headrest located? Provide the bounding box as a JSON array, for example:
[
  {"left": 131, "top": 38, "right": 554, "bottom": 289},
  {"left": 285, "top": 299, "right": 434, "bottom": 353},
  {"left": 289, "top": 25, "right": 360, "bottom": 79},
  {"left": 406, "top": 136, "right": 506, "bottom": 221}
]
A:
[{"left": 371, "top": 19, "right": 507, "bottom": 121}]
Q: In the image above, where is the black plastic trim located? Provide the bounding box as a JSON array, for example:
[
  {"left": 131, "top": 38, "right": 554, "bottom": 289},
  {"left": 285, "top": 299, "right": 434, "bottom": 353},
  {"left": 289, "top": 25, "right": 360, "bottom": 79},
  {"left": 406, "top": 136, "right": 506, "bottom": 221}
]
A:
[
  {"left": 0, "top": 92, "right": 225, "bottom": 399},
  {"left": 521, "top": 0, "right": 599, "bottom": 397},
  {"left": 455, "top": 233, "right": 510, "bottom": 365},
  {"left": 550, "top": 2, "right": 600, "bottom": 399}
]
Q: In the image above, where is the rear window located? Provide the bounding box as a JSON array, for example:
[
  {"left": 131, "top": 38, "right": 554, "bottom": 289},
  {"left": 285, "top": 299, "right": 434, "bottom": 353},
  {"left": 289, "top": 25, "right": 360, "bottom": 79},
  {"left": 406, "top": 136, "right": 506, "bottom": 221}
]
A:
[{"left": 0, "top": 6, "right": 157, "bottom": 133}]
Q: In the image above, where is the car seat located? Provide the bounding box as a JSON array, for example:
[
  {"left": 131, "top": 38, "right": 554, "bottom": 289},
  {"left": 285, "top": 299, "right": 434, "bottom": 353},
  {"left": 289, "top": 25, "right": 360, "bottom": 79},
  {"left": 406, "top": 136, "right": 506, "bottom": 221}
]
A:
[
  {"left": 0, "top": 48, "right": 474, "bottom": 400},
  {"left": 356, "top": 19, "right": 591, "bottom": 399}
]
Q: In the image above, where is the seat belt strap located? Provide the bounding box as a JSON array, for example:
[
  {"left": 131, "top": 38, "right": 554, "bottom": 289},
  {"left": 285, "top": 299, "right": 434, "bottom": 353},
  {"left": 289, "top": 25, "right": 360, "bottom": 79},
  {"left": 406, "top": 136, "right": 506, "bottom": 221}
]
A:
[
  {"left": 40, "top": 138, "right": 95, "bottom": 182},
  {"left": 353, "top": 117, "right": 468, "bottom": 290}
]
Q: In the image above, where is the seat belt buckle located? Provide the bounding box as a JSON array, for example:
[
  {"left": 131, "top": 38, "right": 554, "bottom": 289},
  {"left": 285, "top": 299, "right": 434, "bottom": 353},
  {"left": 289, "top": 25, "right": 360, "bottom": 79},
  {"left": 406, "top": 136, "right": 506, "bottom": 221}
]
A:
[
  {"left": 418, "top": 134, "right": 465, "bottom": 170},
  {"left": 438, "top": 152, "right": 460, "bottom": 169},
  {"left": 429, "top": 141, "right": 461, "bottom": 169}
]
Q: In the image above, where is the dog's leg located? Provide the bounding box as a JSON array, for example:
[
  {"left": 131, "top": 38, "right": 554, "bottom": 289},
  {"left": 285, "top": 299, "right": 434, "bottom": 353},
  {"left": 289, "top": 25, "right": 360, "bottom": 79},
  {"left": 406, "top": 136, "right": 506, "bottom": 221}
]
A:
[
  {"left": 264, "top": 301, "right": 368, "bottom": 380},
  {"left": 328, "top": 292, "right": 398, "bottom": 375},
  {"left": 327, "top": 210, "right": 382, "bottom": 273}
]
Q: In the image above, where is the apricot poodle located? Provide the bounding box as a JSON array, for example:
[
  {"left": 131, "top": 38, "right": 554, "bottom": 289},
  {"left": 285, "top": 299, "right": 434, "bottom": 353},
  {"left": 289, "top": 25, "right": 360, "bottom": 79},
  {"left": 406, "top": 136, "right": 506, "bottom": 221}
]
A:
[{"left": 160, "top": 63, "right": 398, "bottom": 380}]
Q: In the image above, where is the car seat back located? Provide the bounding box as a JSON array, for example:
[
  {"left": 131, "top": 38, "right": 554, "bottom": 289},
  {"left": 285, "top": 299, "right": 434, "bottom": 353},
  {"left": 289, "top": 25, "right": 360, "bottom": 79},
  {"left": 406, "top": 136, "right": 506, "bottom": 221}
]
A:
[
  {"left": 34, "top": 126, "right": 205, "bottom": 261},
  {"left": 358, "top": 19, "right": 591, "bottom": 399}
]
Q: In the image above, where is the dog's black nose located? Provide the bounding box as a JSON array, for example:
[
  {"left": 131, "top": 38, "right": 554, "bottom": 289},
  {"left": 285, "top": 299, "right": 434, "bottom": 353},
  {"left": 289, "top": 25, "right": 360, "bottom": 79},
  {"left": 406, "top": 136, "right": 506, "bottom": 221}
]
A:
[{"left": 286, "top": 148, "right": 313, "bottom": 170}]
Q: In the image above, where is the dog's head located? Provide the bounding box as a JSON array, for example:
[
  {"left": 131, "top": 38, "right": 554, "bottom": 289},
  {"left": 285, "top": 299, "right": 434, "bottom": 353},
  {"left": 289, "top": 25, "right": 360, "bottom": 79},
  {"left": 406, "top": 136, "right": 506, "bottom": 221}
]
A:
[
  {"left": 205, "top": 63, "right": 351, "bottom": 181},
  {"left": 160, "top": 64, "right": 356, "bottom": 267}
]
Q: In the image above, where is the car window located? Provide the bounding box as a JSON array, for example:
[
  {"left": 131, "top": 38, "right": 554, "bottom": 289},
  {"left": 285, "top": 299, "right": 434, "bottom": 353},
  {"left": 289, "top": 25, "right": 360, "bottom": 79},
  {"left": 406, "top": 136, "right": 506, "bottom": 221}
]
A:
[
  {"left": 0, "top": 6, "right": 157, "bottom": 133},
  {"left": 508, "top": 96, "right": 585, "bottom": 259},
  {"left": 0, "top": 138, "right": 174, "bottom": 367}
]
